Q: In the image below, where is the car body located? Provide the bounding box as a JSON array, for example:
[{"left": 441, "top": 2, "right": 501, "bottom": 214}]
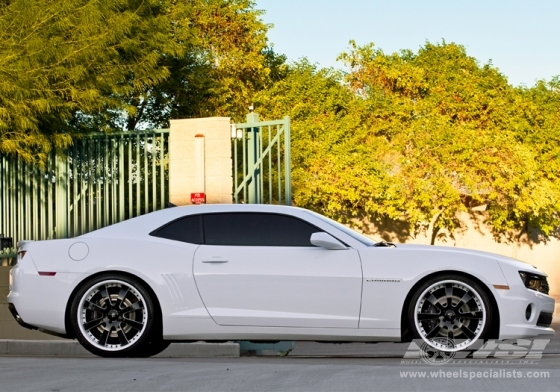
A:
[{"left": 7, "top": 204, "right": 555, "bottom": 357}]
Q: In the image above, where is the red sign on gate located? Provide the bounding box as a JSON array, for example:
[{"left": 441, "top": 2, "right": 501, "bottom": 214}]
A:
[{"left": 191, "top": 193, "right": 206, "bottom": 204}]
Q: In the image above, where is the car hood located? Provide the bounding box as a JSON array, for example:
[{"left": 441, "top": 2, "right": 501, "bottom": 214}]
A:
[{"left": 392, "top": 243, "right": 544, "bottom": 276}]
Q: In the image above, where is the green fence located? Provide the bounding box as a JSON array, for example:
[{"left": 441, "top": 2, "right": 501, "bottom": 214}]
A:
[{"left": 0, "top": 129, "right": 169, "bottom": 265}]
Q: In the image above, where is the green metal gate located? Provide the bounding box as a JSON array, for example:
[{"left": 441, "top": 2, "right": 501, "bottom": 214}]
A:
[
  {"left": 1, "top": 114, "right": 292, "bottom": 264},
  {"left": 232, "top": 113, "right": 291, "bottom": 205},
  {"left": 0, "top": 129, "right": 169, "bottom": 263}
]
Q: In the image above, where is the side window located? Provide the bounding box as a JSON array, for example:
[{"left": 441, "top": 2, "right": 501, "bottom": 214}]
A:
[
  {"left": 203, "top": 213, "right": 322, "bottom": 246},
  {"left": 150, "top": 215, "right": 203, "bottom": 244}
]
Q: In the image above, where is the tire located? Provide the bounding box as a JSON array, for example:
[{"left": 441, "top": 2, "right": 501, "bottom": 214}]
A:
[
  {"left": 407, "top": 274, "right": 494, "bottom": 352},
  {"left": 70, "top": 274, "right": 158, "bottom": 358}
]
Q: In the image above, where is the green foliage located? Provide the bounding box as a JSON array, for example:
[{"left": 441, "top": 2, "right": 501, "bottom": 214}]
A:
[
  {"left": 339, "top": 41, "right": 560, "bottom": 240},
  {"left": 122, "top": 0, "right": 284, "bottom": 130},
  {"left": 258, "top": 42, "right": 560, "bottom": 241},
  {"left": 2, "top": 0, "right": 559, "bottom": 240},
  {"left": 0, "top": 0, "right": 280, "bottom": 161},
  {"left": 0, "top": 0, "right": 177, "bottom": 162},
  {"left": 255, "top": 61, "right": 392, "bottom": 219}
]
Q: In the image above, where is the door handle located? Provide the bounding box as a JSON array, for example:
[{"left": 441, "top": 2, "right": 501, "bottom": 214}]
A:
[{"left": 202, "top": 257, "right": 229, "bottom": 263}]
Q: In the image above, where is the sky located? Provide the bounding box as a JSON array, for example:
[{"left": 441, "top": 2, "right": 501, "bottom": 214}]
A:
[{"left": 256, "top": 0, "right": 560, "bottom": 87}]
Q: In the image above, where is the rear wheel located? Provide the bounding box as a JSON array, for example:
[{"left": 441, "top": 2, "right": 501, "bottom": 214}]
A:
[
  {"left": 407, "top": 274, "right": 493, "bottom": 352},
  {"left": 70, "top": 274, "right": 159, "bottom": 357}
]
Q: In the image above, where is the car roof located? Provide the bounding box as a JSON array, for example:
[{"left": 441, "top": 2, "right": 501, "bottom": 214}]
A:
[
  {"left": 80, "top": 204, "right": 313, "bottom": 240},
  {"left": 80, "top": 204, "right": 370, "bottom": 249}
]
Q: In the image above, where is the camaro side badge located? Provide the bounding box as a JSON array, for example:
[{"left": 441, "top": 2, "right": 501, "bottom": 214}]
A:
[{"left": 366, "top": 279, "right": 401, "bottom": 283}]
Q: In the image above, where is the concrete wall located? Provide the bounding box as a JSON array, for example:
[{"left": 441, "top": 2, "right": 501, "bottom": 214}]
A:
[
  {"left": 358, "top": 211, "right": 560, "bottom": 315},
  {"left": 169, "top": 117, "right": 233, "bottom": 205}
]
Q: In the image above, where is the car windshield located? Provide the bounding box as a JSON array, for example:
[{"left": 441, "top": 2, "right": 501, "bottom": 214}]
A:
[{"left": 304, "top": 210, "right": 377, "bottom": 247}]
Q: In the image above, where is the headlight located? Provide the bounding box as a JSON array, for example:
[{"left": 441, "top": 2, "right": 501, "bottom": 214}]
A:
[{"left": 519, "top": 271, "right": 549, "bottom": 295}]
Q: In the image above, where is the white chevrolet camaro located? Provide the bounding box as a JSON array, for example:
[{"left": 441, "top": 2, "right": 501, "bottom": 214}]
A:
[{"left": 8, "top": 205, "right": 555, "bottom": 357}]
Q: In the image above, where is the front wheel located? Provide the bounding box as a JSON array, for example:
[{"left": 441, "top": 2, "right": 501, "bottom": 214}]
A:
[
  {"left": 407, "top": 275, "right": 494, "bottom": 352},
  {"left": 70, "top": 274, "right": 156, "bottom": 357}
]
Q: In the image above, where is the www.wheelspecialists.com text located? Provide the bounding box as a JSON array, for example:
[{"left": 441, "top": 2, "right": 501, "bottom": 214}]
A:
[{"left": 400, "top": 369, "right": 550, "bottom": 380}]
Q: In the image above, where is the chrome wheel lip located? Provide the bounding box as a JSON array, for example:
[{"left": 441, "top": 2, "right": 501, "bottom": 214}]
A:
[
  {"left": 77, "top": 279, "right": 148, "bottom": 352},
  {"left": 414, "top": 279, "right": 486, "bottom": 352}
]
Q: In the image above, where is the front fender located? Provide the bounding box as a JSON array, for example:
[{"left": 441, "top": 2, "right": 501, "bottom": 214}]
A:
[{"left": 358, "top": 246, "right": 508, "bottom": 329}]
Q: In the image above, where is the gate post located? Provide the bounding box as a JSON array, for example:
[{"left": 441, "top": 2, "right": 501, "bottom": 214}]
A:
[
  {"left": 284, "top": 116, "right": 292, "bottom": 206},
  {"left": 246, "top": 112, "right": 260, "bottom": 204},
  {"left": 169, "top": 117, "right": 233, "bottom": 205}
]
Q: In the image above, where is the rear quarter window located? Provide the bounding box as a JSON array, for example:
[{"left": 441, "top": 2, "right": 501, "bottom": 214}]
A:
[{"left": 150, "top": 215, "right": 203, "bottom": 244}]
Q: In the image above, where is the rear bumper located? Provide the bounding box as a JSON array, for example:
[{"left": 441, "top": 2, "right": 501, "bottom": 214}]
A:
[{"left": 7, "top": 261, "right": 77, "bottom": 335}]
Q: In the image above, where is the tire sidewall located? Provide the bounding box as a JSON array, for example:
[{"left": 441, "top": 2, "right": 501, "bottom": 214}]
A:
[{"left": 70, "top": 273, "right": 155, "bottom": 358}]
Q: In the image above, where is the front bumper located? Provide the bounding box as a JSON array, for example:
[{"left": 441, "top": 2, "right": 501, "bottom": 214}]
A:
[
  {"left": 494, "top": 284, "right": 555, "bottom": 339},
  {"left": 494, "top": 258, "right": 556, "bottom": 339}
]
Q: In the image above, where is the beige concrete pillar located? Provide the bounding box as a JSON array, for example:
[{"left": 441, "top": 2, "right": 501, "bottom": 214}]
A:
[{"left": 169, "top": 117, "right": 233, "bottom": 205}]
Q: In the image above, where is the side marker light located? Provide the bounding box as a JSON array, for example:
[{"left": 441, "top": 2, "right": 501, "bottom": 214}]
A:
[{"left": 38, "top": 272, "right": 56, "bottom": 277}]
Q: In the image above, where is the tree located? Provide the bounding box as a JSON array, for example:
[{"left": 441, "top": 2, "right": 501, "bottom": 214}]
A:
[
  {"left": 255, "top": 60, "right": 393, "bottom": 222},
  {"left": 118, "top": 0, "right": 285, "bottom": 130},
  {"left": 339, "top": 41, "right": 560, "bottom": 241},
  {"left": 257, "top": 42, "right": 560, "bottom": 242},
  {"left": 0, "top": 0, "right": 280, "bottom": 162},
  {"left": 507, "top": 77, "right": 560, "bottom": 237},
  {"left": 0, "top": 0, "right": 178, "bottom": 162}
]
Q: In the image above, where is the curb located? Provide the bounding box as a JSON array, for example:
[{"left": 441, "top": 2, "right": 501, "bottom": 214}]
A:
[
  {"left": 156, "top": 342, "right": 240, "bottom": 358},
  {"left": 0, "top": 340, "right": 240, "bottom": 358}
]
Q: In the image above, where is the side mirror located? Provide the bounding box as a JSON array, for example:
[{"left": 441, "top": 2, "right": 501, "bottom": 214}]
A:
[{"left": 310, "top": 232, "right": 348, "bottom": 250}]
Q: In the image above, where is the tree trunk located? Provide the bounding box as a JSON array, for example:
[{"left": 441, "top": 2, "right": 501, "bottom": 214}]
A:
[
  {"left": 428, "top": 209, "right": 444, "bottom": 246},
  {"left": 127, "top": 96, "right": 148, "bottom": 131}
]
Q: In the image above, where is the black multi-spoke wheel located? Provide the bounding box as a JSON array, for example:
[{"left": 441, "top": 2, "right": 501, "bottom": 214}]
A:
[
  {"left": 71, "top": 274, "right": 158, "bottom": 357},
  {"left": 408, "top": 275, "right": 493, "bottom": 352}
]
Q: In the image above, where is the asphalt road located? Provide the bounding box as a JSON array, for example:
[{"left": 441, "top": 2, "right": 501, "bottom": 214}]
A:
[{"left": 1, "top": 324, "right": 560, "bottom": 392}]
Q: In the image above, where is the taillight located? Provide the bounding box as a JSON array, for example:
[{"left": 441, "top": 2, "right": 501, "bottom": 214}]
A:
[{"left": 14, "top": 250, "right": 26, "bottom": 266}]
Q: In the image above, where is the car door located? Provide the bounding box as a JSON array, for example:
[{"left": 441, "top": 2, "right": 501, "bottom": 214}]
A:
[{"left": 193, "top": 212, "right": 363, "bottom": 328}]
